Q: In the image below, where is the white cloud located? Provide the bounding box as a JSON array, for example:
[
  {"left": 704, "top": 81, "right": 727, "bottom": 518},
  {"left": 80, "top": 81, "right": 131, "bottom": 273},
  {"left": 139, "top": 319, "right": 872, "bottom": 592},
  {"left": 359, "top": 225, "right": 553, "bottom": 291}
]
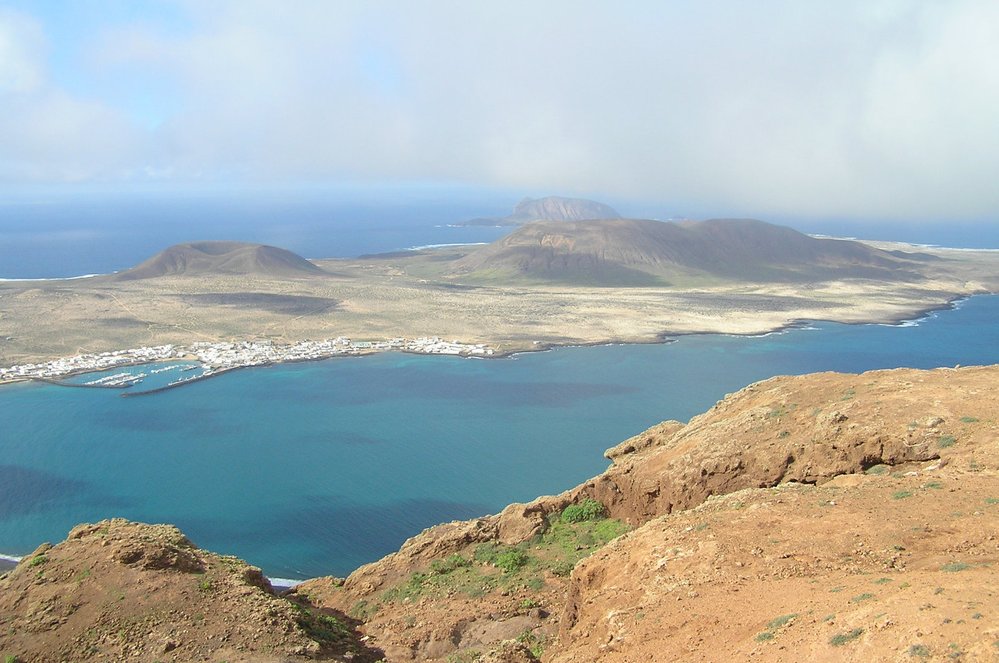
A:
[
  {"left": 0, "top": 9, "right": 142, "bottom": 182},
  {"left": 3, "top": 0, "right": 999, "bottom": 220}
]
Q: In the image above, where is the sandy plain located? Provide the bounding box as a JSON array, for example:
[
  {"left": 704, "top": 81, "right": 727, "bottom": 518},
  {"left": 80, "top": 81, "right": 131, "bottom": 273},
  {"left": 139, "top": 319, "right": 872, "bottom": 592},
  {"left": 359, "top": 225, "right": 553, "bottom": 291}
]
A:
[{"left": 1, "top": 241, "right": 997, "bottom": 370}]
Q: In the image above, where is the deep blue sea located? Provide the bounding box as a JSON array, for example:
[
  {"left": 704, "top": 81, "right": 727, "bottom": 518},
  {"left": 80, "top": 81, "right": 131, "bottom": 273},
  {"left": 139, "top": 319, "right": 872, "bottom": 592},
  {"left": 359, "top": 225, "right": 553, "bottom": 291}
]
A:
[
  {"left": 1, "top": 295, "right": 998, "bottom": 579},
  {"left": 1, "top": 191, "right": 998, "bottom": 579}
]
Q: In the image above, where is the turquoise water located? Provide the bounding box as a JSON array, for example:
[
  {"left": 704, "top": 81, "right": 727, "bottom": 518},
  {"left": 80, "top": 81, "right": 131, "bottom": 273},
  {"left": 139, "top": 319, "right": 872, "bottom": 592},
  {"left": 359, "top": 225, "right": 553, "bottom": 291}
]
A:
[{"left": 1, "top": 296, "right": 998, "bottom": 578}]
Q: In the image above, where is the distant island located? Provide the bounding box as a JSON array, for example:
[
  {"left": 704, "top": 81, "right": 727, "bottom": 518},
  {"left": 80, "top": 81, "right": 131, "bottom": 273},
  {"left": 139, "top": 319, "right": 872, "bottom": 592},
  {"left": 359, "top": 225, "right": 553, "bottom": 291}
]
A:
[
  {"left": 1, "top": 206, "right": 998, "bottom": 380},
  {"left": 115, "top": 240, "right": 326, "bottom": 280},
  {"left": 451, "top": 217, "right": 924, "bottom": 286},
  {"left": 455, "top": 195, "right": 620, "bottom": 226}
]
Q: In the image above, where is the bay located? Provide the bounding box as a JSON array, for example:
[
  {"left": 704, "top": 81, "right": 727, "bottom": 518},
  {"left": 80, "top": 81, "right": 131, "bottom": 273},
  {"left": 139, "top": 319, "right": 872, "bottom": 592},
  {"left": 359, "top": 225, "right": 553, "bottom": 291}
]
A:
[{"left": 1, "top": 295, "right": 997, "bottom": 579}]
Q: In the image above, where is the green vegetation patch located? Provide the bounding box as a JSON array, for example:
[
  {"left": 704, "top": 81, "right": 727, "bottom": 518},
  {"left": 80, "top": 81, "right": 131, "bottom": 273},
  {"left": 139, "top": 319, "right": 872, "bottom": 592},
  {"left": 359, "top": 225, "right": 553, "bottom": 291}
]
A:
[
  {"left": 830, "top": 628, "right": 864, "bottom": 646},
  {"left": 893, "top": 491, "right": 914, "bottom": 500},
  {"left": 560, "top": 498, "right": 607, "bottom": 523},
  {"left": 292, "top": 604, "right": 356, "bottom": 650},
  {"left": 754, "top": 631, "right": 774, "bottom": 642},
  {"left": 985, "top": 497, "right": 999, "bottom": 505},
  {"left": 959, "top": 416, "right": 979, "bottom": 423},
  {"left": 767, "top": 613, "right": 798, "bottom": 629},
  {"left": 383, "top": 500, "right": 629, "bottom": 603},
  {"left": 850, "top": 593, "right": 875, "bottom": 603},
  {"left": 938, "top": 435, "right": 956, "bottom": 448},
  {"left": 865, "top": 464, "right": 891, "bottom": 475},
  {"left": 941, "top": 562, "right": 971, "bottom": 573},
  {"left": 908, "top": 643, "right": 931, "bottom": 658},
  {"left": 873, "top": 577, "right": 893, "bottom": 585},
  {"left": 517, "top": 629, "right": 547, "bottom": 658},
  {"left": 28, "top": 554, "right": 47, "bottom": 567}
]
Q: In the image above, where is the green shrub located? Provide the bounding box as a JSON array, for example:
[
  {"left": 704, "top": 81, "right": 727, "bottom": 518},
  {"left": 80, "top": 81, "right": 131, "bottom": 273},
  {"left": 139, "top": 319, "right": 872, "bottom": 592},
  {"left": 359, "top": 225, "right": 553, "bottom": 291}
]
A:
[
  {"left": 495, "top": 549, "right": 530, "bottom": 573},
  {"left": 908, "top": 643, "right": 930, "bottom": 658},
  {"left": 767, "top": 613, "right": 798, "bottom": 629},
  {"left": 830, "top": 628, "right": 863, "bottom": 646},
  {"left": 430, "top": 554, "right": 471, "bottom": 575},
  {"left": 941, "top": 562, "right": 970, "bottom": 573},
  {"left": 755, "top": 631, "right": 774, "bottom": 642},
  {"left": 938, "top": 435, "right": 956, "bottom": 448},
  {"left": 560, "top": 498, "right": 607, "bottom": 523}
]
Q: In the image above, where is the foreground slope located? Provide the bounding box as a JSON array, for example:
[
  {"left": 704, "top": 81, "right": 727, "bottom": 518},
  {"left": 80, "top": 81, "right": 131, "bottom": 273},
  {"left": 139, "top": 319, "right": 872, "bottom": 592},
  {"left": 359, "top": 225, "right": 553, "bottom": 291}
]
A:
[
  {"left": 300, "top": 365, "right": 999, "bottom": 661},
  {"left": 451, "top": 218, "right": 922, "bottom": 285},
  {"left": 0, "top": 520, "right": 382, "bottom": 662}
]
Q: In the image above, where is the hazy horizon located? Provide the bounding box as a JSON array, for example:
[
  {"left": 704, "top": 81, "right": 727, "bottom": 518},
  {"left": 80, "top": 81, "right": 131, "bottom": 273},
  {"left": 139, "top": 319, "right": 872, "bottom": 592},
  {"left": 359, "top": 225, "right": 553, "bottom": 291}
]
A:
[{"left": 2, "top": 1, "right": 998, "bottom": 224}]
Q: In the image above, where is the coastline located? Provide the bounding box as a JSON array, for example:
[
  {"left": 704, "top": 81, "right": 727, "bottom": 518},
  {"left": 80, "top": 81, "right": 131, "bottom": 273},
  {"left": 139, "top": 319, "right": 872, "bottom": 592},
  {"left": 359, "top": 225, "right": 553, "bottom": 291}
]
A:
[{"left": 1, "top": 292, "right": 989, "bottom": 396}]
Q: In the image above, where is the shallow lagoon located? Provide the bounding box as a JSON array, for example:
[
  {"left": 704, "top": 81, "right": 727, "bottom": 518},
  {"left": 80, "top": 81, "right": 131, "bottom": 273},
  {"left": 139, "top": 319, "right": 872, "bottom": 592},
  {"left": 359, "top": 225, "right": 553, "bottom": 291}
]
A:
[{"left": 1, "top": 295, "right": 997, "bottom": 579}]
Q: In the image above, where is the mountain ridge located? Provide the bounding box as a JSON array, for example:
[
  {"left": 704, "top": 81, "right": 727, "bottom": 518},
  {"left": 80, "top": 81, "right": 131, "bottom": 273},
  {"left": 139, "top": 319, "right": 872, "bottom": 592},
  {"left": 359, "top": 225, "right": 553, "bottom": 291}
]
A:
[
  {"left": 114, "top": 240, "right": 325, "bottom": 280},
  {"left": 451, "top": 217, "right": 924, "bottom": 285}
]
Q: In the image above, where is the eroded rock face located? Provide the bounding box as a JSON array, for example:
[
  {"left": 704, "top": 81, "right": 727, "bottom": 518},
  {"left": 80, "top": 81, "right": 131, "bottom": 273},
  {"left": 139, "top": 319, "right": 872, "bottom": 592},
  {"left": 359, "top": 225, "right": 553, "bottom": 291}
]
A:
[{"left": 307, "top": 365, "right": 999, "bottom": 661}]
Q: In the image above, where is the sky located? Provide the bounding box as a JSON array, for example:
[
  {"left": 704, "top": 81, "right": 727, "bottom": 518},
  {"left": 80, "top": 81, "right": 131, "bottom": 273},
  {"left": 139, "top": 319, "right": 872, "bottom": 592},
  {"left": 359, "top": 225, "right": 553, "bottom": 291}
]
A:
[{"left": 1, "top": 0, "right": 998, "bottom": 221}]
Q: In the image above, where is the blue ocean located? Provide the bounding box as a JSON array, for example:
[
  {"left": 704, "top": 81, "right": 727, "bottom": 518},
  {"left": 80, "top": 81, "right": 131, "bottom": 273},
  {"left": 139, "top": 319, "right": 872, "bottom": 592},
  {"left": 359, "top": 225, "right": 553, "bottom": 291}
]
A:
[
  {"left": 2, "top": 296, "right": 998, "bottom": 579},
  {"left": 1, "top": 191, "right": 998, "bottom": 579}
]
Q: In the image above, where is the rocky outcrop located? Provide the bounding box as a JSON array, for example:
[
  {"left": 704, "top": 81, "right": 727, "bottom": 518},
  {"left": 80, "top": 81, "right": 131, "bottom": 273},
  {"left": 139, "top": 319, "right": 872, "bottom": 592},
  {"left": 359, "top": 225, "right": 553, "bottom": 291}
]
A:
[
  {"left": 0, "top": 519, "right": 380, "bottom": 662},
  {"left": 305, "top": 365, "right": 999, "bottom": 661}
]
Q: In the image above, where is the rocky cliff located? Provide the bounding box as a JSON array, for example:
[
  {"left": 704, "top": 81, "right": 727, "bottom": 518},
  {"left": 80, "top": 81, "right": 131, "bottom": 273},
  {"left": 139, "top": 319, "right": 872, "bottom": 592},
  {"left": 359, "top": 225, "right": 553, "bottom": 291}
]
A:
[{"left": 300, "top": 365, "right": 999, "bottom": 661}]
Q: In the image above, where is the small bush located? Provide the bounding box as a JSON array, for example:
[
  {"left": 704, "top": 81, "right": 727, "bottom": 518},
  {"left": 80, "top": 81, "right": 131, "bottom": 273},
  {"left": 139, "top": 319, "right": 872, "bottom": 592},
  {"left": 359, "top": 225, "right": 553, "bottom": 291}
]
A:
[
  {"left": 865, "top": 464, "right": 890, "bottom": 475},
  {"left": 560, "top": 499, "right": 607, "bottom": 523},
  {"left": 873, "top": 577, "right": 893, "bottom": 585},
  {"left": 893, "top": 491, "right": 913, "bottom": 500},
  {"left": 830, "top": 628, "right": 864, "bottom": 646},
  {"left": 941, "top": 562, "right": 970, "bottom": 573},
  {"left": 495, "top": 549, "right": 530, "bottom": 573},
  {"left": 430, "top": 554, "right": 471, "bottom": 575},
  {"left": 938, "top": 435, "right": 956, "bottom": 448},
  {"left": 850, "top": 593, "right": 874, "bottom": 603},
  {"left": 767, "top": 613, "right": 798, "bottom": 629},
  {"left": 548, "top": 560, "right": 575, "bottom": 577},
  {"left": 28, "top": 555, "right": 47, "bottom": 567},
  {"left": 908, "top": 644, "right": 931, "bottom": 658},
  {"left": 755, "top": 631, "right": 774, "bottom": 642},
  {"left": 959, "top": 416, "right": 978, "bottom": 423}
]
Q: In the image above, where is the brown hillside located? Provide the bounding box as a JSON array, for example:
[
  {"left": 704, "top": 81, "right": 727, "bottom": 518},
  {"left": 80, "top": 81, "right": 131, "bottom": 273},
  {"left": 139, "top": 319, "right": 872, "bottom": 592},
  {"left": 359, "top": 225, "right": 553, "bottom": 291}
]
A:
[
  {"left": 300, "top": 365, "right": 999, "bottom": 661},
  {"left": 114, "top": 241, "right": 325, "bottom": 280},
  {"left": 451, "top": 218, "right": 922, "bottom": 285},
  {"left": 0, "top": 519, "right": 382, "bottom": 662}
]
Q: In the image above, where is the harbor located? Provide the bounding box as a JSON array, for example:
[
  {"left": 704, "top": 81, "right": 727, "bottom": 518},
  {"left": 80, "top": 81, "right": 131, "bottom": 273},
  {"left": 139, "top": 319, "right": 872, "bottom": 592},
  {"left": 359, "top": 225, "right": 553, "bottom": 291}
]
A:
[{"left": 0, "top": 336, "right": 496, "bottom": 394}]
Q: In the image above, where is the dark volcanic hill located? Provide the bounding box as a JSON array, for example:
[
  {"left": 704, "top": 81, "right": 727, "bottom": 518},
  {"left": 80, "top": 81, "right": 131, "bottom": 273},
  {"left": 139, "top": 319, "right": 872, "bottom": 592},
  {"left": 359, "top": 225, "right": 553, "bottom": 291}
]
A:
[
  {"left": 451, "top": 218, "right": 922, "bottom": 285},
  {"left": 114, "top": 241, "right": 325, "bottom": 280},
  {"left": 460, "top": 195, "right": 621, "bottom": 226}
]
